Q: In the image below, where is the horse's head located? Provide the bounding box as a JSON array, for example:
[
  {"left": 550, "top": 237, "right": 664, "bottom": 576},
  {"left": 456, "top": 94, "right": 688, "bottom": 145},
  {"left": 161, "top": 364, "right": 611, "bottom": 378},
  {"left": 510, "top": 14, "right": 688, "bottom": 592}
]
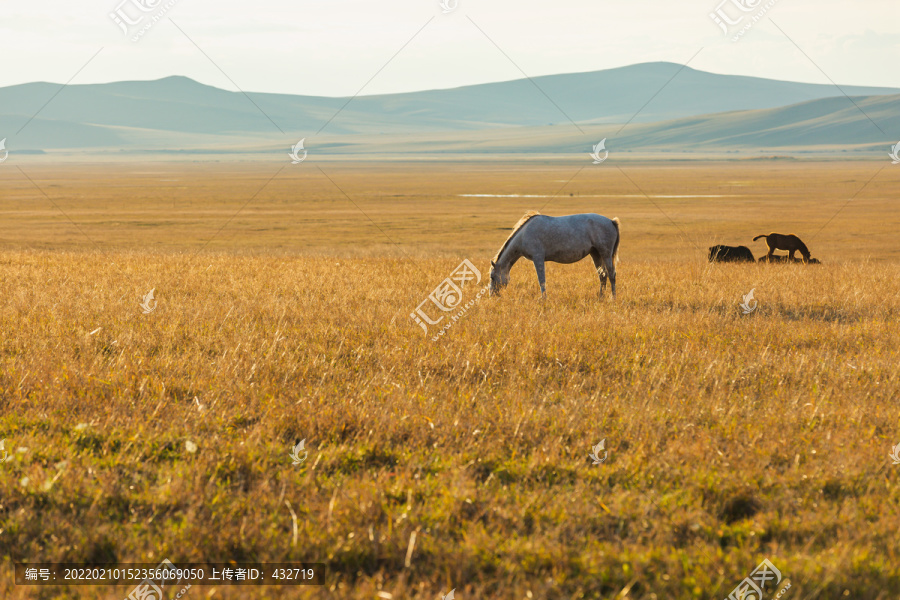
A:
[{"left": 489, "top": 260, "right": 509, "bottom": 296}]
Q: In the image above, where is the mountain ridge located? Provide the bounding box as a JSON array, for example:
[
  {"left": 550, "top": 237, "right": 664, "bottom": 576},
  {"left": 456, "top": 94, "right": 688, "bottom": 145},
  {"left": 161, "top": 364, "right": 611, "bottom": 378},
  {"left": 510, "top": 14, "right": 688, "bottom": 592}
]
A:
[{"left": 1, "top": 62, "right": 897, "bottom": 155}]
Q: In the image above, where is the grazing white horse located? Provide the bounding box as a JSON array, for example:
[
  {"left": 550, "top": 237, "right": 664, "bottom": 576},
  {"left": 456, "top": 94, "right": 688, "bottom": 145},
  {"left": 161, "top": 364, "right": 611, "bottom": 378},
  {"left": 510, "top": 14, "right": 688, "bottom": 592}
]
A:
[{"left": 489, "top": 211, "right": 620, "bottom": 297}]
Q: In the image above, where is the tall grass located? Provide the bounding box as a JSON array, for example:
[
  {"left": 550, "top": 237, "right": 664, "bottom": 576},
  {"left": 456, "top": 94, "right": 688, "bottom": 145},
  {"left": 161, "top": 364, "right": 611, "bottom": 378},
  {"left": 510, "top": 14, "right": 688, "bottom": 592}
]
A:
[{"left": 1, "top": 250, "right": 898, "bottom": 598}]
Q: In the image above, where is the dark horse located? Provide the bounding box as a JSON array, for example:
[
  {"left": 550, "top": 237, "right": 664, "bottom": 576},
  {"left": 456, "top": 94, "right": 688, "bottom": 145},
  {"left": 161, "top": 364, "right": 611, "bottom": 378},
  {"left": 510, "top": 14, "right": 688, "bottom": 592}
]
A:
[
  {"left": 708, "top": 245, "right": 755, "bottom": 263},
  {"left": 753, "top": 233, "right": 811, "bottom": 262}
]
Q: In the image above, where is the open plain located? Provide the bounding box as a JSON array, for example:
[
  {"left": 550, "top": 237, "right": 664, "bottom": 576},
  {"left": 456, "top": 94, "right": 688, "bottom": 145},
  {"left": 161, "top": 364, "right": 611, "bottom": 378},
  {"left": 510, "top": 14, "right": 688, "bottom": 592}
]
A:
[{"left": 1, "top": 160, "right": 899, "bottom": 599}]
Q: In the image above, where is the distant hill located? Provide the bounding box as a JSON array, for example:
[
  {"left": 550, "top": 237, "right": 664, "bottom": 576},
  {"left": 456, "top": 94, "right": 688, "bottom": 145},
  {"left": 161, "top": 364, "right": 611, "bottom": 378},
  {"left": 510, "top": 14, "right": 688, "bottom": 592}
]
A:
[
  {"left": 609, "top": 93, "right": 900, "bottom": 151},
  {"left": 0, "top": 62, "right": 897, "bottom": 155},
  {"left": 346, "top": 62, "right": 900, "bottom": 130},
  {"left": 255, "top": 93, "right": 899, "bottom": 157}
]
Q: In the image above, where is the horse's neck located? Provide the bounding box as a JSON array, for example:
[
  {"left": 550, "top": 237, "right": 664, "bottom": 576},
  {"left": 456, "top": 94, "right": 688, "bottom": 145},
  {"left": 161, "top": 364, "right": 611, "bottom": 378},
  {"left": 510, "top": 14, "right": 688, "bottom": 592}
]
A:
[{"left": 498, "top": 243, "right": 522, "bottom": 270}]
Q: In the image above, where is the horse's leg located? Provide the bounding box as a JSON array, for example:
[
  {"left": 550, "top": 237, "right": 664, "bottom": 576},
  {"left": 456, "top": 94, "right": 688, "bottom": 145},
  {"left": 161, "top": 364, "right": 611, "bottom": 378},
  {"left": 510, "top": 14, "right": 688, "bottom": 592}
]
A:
[
  {"left": 767, "top": 243, "right": 775, "bottom": 258},
  {"left": 533, "top": 258, "right": 546, "bottom": 296},
  {"left": 590, "top": 249, "right": 606, "bottom": 297},
  {"left": 789, "top": 249, "right": 796, "bottom": 260},
  {"left": 605, "top": 252, "right": 617, "bottom": 299}
]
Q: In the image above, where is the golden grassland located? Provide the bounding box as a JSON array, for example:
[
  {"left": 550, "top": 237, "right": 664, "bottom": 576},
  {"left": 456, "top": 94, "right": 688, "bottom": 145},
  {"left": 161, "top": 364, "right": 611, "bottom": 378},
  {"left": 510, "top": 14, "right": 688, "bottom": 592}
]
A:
[
  {"left": 1, "top": 160, "right": 898, "bottom": 259},
  {"left": 0, "top": 162, "right": 899, "bottom": 599}
]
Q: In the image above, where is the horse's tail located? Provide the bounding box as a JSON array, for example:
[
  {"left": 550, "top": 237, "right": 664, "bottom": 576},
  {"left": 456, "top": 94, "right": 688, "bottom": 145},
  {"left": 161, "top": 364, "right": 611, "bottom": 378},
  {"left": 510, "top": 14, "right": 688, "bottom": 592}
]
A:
[
  {"left": 611, "top": 217, "right": 620, "bottom": 264},
  {"left": 753, "top": 234, "right": 768, "bottom": 242}
]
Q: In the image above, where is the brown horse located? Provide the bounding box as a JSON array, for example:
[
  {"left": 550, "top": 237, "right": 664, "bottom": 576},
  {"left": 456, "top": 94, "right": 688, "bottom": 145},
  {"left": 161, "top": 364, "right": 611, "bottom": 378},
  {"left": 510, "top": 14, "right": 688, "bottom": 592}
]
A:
[{"left": 753, "top": 233, "right": 811, "bottom": 262}]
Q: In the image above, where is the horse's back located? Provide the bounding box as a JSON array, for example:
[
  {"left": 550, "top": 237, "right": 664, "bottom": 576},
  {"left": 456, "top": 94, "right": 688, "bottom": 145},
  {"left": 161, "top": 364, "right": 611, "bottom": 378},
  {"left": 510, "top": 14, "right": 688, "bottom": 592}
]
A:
[
  {"left": 521, "top": 213, "right": 618, "bottom": 260},
  {"left": 532, "top": 213, "right": 616, "bottom": 232},
  {"left": 548, "top": 213, "right": 618, "bottom": 241}
]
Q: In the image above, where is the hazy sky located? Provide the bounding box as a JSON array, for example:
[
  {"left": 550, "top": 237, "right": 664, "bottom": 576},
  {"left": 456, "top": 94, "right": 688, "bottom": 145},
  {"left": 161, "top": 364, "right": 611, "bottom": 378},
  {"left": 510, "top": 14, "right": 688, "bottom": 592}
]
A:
[{"left": 3, "top": 0, "right": 899, "bottom": 96}]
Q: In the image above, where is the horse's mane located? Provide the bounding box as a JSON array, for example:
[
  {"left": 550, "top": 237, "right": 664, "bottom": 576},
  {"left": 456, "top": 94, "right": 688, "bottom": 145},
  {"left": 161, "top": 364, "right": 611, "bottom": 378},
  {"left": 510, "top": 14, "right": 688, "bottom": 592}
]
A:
[{"left": 492, "top": 211, "right": 542, "bottom": 262}]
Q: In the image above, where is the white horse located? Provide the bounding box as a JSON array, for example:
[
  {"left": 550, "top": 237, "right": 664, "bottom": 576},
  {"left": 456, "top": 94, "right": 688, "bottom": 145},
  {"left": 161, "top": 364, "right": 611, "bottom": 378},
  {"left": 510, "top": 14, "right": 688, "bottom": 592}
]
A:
[{"left": 489, "top": 211, "right": 620, "bottom": 297}]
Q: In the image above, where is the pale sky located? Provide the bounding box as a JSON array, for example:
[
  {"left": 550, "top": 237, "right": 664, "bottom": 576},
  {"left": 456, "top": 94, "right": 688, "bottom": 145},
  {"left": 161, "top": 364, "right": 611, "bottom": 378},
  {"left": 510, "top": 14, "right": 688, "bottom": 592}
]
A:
[{"left": 2, "top": 0, "right": 899, "bottom": 96}]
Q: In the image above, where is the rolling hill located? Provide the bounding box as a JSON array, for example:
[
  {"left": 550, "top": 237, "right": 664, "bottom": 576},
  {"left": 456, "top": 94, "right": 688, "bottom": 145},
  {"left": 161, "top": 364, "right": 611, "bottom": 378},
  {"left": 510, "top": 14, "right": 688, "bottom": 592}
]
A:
[{"left": 0, "top": 62, "right": 897, "bottom": 156}]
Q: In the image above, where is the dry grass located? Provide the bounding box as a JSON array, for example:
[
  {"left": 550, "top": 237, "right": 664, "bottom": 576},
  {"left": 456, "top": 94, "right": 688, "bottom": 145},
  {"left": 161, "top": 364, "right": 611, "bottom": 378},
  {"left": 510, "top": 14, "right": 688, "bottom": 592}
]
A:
[
  {"left": 1, "top": 249, "right": 899, "bottom": 599},
  {"left": 2, "top": 160, "right": 898, "bottom": 260},
  {"left": 1, "top": 162, "right": 899, "bottom": 599}
]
